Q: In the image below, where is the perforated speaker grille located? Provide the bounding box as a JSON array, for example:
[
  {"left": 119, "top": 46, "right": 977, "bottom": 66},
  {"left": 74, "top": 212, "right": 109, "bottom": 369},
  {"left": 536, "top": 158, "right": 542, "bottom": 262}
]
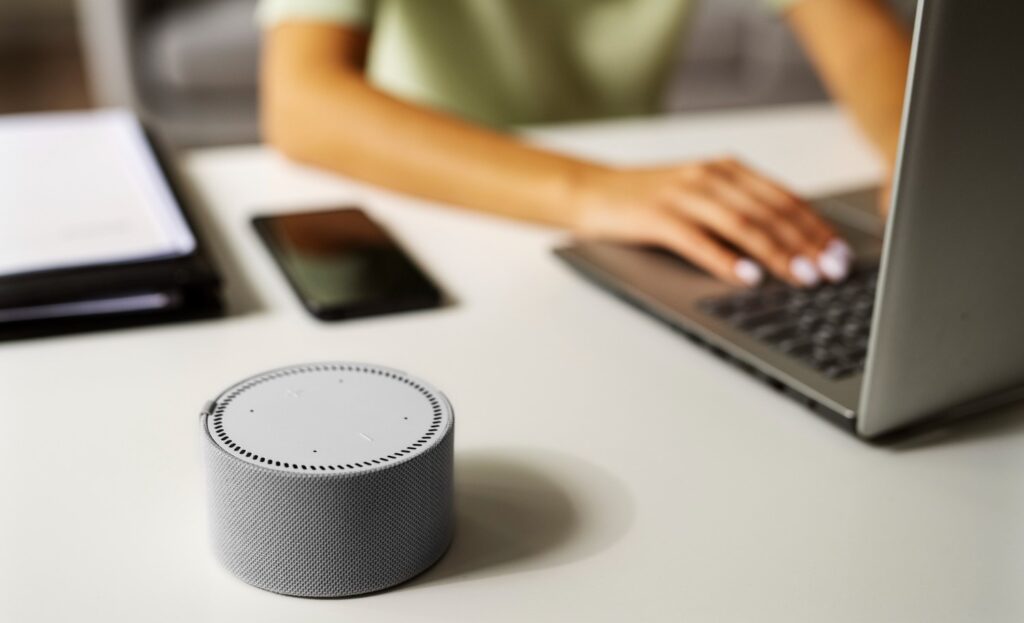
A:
[
  {"left": 207, "top": 362, "right": 451, "bottom": 473},
  {"left": 200, "top": 362, "right": 454, "bottom": 597}
]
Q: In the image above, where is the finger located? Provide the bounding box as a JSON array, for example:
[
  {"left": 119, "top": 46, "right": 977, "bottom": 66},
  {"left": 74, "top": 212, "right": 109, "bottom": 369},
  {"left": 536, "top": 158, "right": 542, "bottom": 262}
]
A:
[
  {"left": 651, "top": 219, "right": 765, "bottom": 287},
  {"left": 700, "top": 174, "right": 822, "bottom": 262},
  {"left": 710, "top": 159, "right": 834, "bottom": 246},
  {"left": 666, "top": 188, "right": 821, "bottom": 288},
  {"left": 710, "top": 159, "right": 853, "bottom": 281}
]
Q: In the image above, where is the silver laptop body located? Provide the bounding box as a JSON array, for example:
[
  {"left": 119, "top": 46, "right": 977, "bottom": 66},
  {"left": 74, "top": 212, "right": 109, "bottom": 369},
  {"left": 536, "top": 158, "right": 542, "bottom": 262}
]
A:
[{"left": 556, "top": 0, "right": 1024, "bottom": 439}]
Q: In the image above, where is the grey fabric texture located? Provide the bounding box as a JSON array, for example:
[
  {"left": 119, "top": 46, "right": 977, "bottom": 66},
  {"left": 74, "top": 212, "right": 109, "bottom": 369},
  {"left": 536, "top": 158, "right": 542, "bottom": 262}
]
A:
[{"left": 201, "top": 412, "right": 454, "bottom": 597}]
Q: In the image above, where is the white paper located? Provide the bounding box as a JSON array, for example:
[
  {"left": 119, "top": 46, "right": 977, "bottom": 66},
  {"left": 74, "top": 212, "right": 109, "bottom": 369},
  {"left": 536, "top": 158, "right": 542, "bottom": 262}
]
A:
[
  {"left": 0, "top": 292, "right": 175, "bottom": 324},
  {"left": 0, "top": 109, "right": 196, "bottom": 276}
]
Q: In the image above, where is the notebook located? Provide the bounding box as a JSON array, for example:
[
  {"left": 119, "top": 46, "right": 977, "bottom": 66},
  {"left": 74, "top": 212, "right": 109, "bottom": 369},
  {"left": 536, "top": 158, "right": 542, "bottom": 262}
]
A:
[
  {"left": 0, "top": 109, "right": 223, "bottom": 338},
  {"left": 0, "top": 109, "right": 197, "bottom": 276}
]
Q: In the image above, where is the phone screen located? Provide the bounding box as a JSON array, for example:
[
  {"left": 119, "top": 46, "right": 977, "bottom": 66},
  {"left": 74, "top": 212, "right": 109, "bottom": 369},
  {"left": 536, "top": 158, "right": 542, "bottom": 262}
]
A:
[{"left": 253, "top": 208, "right": 442, "bottom": 320}]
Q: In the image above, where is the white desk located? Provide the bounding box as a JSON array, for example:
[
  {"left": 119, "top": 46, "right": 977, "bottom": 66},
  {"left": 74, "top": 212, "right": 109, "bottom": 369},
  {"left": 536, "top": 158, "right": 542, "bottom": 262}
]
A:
[{"left": 4, "top": 104, "right": 1024, "bottom": 622}]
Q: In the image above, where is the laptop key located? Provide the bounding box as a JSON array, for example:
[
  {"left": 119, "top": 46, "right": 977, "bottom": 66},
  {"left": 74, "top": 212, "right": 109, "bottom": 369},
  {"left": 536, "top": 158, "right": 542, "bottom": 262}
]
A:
[
  {"left": 699, "top": 267, "right": 879, "bottom": 377},
  {"left": 812, "top": 327, "right": 839, "bottom": 345},
  {"left": 779, "top": 337, "right": 814, "bottom": 356},
  {"left": 753, "top": 323, "right": 797, "bottom": 343},
  {"left": 812, "top": 346, "right": 837, "bottom": 364},
  {"left": 841, "top": 321, "right": 864, "bottom": 339}
]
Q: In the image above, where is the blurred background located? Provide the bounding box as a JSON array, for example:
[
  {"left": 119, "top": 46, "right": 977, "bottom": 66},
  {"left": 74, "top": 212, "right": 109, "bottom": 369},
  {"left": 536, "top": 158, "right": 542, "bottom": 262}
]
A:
[
  {"left": 0, "top": 0, "right": 90, "bottom": 113},
  {"left": 1, "top": 0, "right": 916, "bottom": 148}
]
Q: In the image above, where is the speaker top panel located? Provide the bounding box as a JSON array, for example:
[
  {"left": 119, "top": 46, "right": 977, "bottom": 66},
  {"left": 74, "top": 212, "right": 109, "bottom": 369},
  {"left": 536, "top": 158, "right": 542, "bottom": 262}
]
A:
[{"left": 204, "top": 362, "right": 453, "bottom": 474}]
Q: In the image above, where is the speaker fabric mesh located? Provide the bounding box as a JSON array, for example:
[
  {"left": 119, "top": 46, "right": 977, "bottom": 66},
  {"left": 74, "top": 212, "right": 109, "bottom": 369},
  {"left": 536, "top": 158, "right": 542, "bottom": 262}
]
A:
[{"left": 199, "top": 364, "right": 454, "bottom": 597}]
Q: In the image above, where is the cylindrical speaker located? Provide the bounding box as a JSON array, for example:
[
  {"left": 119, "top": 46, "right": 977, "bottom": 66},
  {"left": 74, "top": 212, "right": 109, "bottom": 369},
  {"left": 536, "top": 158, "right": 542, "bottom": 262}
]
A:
[{"left": 199, "top": 362, "right": 454, "bottom": 597}]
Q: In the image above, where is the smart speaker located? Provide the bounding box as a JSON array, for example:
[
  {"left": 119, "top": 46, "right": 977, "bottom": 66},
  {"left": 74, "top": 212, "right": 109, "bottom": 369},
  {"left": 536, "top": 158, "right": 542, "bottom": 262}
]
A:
[{"left": 199, "top": 362, "right": 454, "bottom": 597}]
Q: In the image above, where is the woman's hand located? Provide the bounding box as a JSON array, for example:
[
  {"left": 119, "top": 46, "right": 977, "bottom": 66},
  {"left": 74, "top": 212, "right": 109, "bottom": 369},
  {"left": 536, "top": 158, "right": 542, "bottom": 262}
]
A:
[
  {"left": 570, "top": 158, "right": 853, "bottom": 288},
  {"left": 265, "top": 23, "right": 854, "bottom": 284}
]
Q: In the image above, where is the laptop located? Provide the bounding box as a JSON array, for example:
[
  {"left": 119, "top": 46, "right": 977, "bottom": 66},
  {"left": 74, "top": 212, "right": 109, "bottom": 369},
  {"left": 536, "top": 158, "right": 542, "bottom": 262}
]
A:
[{"left": 556, "top": 0, "right": 1024, "bottom": 439}]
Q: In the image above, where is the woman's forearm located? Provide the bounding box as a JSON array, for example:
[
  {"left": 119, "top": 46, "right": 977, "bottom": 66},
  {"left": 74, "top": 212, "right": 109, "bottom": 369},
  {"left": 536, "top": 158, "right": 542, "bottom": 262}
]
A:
[
  {"left": 786, "top": 0, "right": 912, "bottom": 168},
  {"left": 261, "top": 23, "right": 856, "bottom": 287},
  {"left": 262, "top": 23, "right": 601, "bottom": 228}
]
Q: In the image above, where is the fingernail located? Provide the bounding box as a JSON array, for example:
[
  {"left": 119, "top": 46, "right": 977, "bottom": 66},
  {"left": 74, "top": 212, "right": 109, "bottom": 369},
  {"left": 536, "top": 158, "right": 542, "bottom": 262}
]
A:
[
  {"left": 825, "top": 239, "right": 853, "bottom": 261},
  {"left": 734, "top": 258, "right": 764, "bottom": 286},
  {"left": 790, "top": 255, "right": 821, "bottom": 287},
  {"left": 818, "top": 250, "right": 850, "bottom": 282}
]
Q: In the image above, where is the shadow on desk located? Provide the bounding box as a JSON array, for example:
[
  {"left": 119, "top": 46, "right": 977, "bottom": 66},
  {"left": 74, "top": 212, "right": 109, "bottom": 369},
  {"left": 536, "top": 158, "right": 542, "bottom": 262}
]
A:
[
  {"left": 178, "top": 176, "right": 266, "bottom": 318},
  {"left": 407, "top": 448, "right": 633, "bottom": 589},
  {"left": 879, "top": 392, "right": 1024, "bottom": 451}
]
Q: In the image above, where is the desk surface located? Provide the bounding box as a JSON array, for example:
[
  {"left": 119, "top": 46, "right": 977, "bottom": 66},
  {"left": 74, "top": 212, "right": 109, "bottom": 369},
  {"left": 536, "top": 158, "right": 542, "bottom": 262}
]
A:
[{"left": 4, "top": 104, "right": 1024, "bottom": 623}]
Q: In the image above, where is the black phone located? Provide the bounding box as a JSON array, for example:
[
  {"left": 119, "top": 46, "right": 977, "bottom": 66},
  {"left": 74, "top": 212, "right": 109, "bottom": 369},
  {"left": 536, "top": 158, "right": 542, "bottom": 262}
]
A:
[{"left": 253, "top": 207, "right": 442, "bottom": 320}]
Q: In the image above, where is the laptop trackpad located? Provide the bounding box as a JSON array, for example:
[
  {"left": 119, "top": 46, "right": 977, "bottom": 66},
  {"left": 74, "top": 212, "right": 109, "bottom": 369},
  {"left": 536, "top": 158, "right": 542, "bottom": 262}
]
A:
[{"left": 813, "top": 186, "right": 884, "bottom": 262}]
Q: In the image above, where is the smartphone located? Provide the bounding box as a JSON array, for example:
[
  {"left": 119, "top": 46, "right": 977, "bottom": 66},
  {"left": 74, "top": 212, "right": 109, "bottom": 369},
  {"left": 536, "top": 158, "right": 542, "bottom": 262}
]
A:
[{"left": 253, "top": 207, "right": 442, "bottom": 320}]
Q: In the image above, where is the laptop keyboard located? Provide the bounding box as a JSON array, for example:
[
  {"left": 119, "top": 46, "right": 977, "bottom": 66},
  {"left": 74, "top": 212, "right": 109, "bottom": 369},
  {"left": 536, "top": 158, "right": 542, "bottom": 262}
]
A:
[{"left": 699, "top": 268, "right": 878, "bottom": 379}]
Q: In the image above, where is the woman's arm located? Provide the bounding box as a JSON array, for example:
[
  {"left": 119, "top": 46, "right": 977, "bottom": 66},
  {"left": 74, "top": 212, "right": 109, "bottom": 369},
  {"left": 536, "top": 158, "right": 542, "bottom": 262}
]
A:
[
  {"left": 785, "top": 0, "right": 913, "bottom": 169},
  {"left": 263, "top": 23, "right": 850, "bottom": 287},
  {"left": 263, "top": 23, "right": 592, "bottom": 228}
]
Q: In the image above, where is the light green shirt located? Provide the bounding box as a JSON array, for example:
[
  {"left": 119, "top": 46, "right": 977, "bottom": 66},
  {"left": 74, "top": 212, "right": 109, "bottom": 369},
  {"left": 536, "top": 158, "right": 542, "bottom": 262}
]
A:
[{"left": 259, "top": 0, "right": 797, "bottom": 127}]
